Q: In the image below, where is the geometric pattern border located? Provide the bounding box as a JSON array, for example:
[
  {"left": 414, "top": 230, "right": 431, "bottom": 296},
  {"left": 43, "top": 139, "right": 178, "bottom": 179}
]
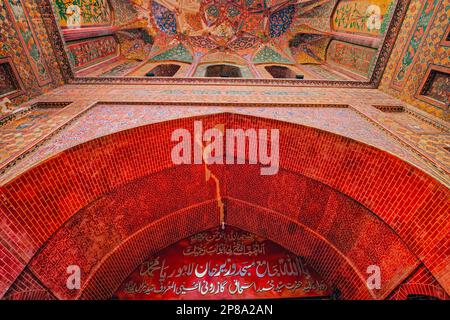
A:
[{"left": 416, "top": 64, "right": 450, "bottom": 110}]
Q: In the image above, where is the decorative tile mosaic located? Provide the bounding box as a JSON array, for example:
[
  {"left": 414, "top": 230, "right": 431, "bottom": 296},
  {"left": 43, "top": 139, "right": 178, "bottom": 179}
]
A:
[
  {"left": 380, "top": 0, "right": 450, "bottom": 120},
  {"left": 253, "top": 46, "right": 293, "bottom": 64},
  {"left": 327, "top": 40, "right": 378, "bottom": 77},
  {"left": 1, "top": 84, "right": 448, "bottom": 186},
  {"left": 67, "top": 36, "right": 118, "bottom": 70},
  {"left": 150, "top": 43, "right": 193, "bottom": 63}
]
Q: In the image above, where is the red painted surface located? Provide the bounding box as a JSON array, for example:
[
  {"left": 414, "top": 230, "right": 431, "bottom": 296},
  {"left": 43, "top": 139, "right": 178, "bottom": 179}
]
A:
[
  {"left": 0, "top": 114, "right": 448, "bottom": 300},
  {"left": 113, "top": 227, "right": 331, "bottom": 300}
]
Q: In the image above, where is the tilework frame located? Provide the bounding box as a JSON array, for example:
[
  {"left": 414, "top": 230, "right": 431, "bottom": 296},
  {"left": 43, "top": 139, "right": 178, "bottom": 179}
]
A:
[
  {"left": 416, "top": 64, "right": 450, "bottom": 110},
  {"left": 389, "top": 0, "right": 441, "bottom": 90},
  {"left": 4, "top": 0, "right": 52, "bottom": 86},
  {"left": 326, "top": 40, "right": 378, "bottom": 77},
  {"left": 66, "top": 36, "right": 119, "bottom": 71},
  {"left": 36, "top": 0, "right": 74, "bottom": 83}
]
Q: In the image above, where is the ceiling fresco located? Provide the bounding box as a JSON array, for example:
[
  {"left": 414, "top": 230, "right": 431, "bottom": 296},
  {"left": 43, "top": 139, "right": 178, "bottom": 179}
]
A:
[
  {"left": 51, "top": 0, "right": 404, "bottom": 80},
  {"left": 135, "top": 0, "right": 334, "bottom": 63}
]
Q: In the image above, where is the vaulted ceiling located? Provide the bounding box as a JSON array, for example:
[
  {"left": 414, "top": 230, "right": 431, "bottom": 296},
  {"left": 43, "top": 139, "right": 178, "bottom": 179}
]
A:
[
  {"left": 139, "top": 0, "right": 333, "bottom": 63},
  {"left": 55, "top": 0, "right": 400, "bottom": 79}
]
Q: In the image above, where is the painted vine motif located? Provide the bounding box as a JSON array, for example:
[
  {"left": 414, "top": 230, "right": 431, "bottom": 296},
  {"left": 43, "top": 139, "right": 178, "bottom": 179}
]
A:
[
  {"left": 332, "top": 0, "right": 396, "bottom": 36},
  {"left": 54, "top": 0, "right": 112, "bottom": 28}
]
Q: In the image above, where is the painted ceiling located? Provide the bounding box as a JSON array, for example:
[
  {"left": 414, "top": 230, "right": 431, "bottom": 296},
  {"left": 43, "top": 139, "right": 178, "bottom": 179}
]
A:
[
  {"left": 128, "top": 0, "right": 337, "bottom": 64},
  {"left": 53, "top": 0, "right": 400, "bottom": 78}
]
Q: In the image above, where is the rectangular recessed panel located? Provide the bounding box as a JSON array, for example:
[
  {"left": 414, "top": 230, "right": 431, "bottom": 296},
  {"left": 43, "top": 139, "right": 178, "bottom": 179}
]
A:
[
  {"left": 420, "top": 70, "right": 450, "bottom": 106},
  {"left": 417, "top": 65, "right": 450, "bottom": 110}
]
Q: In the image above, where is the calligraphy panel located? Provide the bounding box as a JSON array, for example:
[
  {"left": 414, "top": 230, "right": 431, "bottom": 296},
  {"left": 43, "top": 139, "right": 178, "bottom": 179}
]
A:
[{"left": 114, "top": 226, "right": 331, "bottom": 300}]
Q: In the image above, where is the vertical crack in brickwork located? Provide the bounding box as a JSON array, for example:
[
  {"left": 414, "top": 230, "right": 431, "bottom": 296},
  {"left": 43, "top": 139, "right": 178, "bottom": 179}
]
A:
[{"left": 195, "top": 123, "right": 225, "bottom": 228}]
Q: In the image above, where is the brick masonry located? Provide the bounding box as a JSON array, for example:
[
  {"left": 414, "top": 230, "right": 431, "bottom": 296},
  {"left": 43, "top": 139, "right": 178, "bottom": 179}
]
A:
[
  {"left": 0, "top": 0, "right": 449, "bottom": 301},
  {"left": 0, "top": 113, "right": 448, "bottom": 300}
]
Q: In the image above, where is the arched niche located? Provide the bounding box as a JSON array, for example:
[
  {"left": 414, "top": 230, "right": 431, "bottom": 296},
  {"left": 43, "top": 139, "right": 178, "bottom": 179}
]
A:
[
  {"left": 145, "top": 64, "right": 181, "bottom": 77},
  {"left": 205, "top": 64, "right": 243, "bottom": 78}
]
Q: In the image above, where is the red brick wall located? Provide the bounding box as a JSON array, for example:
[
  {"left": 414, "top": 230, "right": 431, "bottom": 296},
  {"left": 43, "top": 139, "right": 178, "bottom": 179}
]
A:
[
  {"left": 389, "top": 265, "right": 449, "bottom": 300},
  {"left": 0, "top": 113, "right": 448, "bottom": 299},
  {"left": 222, "top": 167, "right": 420, "bottom": 299},
  {"left": 4, "top": 268, "right": 56, "bottom": 300},
  {"left": 80, "top": 203, "right": 218, "bottom": 300},
  {"left": 20, "top": 166, "right": 417, "bottom": 300}
]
